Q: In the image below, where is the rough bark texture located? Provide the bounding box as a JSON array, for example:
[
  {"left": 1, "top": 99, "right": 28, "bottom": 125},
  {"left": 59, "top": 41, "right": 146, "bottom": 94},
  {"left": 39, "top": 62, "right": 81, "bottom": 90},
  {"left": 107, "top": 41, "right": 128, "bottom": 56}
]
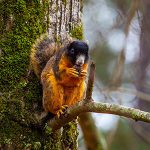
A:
[
  {"left": 0, "top": 0, "right": 82, "bottom": 149},
  {"left": 48, "top": 0, "right": 82, "bottom": 41},
  {"left": 47, "top": 101, "right": 150, "bottom": 131},
  {"left": 0, "top": 0, "right": 49, "bottom": 149},
  {"left": 62, "top": 120, "right": 79, "bottom": 150}
]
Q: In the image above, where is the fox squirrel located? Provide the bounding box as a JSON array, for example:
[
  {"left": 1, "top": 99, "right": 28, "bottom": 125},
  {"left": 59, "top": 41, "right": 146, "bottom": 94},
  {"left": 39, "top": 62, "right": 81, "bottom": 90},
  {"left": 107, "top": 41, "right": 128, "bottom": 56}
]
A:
[{"left": 30, "top": 35, "right": 89, "bottom": 117}]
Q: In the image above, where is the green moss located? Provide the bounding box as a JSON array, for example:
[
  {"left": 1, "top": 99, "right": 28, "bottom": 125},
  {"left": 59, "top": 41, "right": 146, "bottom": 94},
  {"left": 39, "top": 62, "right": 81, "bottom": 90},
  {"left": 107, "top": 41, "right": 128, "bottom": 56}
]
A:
[
  {"left": 62, "top": 0, "right": 67, "bottom": 5},
  {"left": 0, "top": 0, "right": 49, "bottom": 92},
  {"left": 33, "top": 142, "right": 42, "bottom": 150},
  {"left": 0, "top": 117, "right": 42, "bottom": 149},
  {"left": 0, "top": 91, "right": 42, "bottom": 148},
  {"left": 62, "top": 120, "right": 79, "bottom": 150},
  {"left": 0, "top": 0, "right": 83, "bottom": 149},
  {"left": 70, "top": 24, "right": 83, "bottom": 40},
  {"left": 44, "top": 130, "right": 61, "bottom": 150},
  {"left": 44, "top": 123, "right": 52, "bottom": 135},
  {"left": 0, "top": 0, "right": 49, "bottom": 148}
]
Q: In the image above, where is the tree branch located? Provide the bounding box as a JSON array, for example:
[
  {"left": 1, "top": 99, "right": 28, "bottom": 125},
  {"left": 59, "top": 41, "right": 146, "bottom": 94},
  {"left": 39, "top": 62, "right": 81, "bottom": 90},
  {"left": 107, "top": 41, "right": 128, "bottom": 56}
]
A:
[
  {"left": 6, "top": 63, "right": 150, "bottom": 134},
  {"left": 85, "top": 62, "right": 95, "bottom": 101},
  {"left": 6, "top": 97, "right": 150, "bottom": 132},
  {"left": 48, "top": 99, "right": 150, "bottom": 131}
]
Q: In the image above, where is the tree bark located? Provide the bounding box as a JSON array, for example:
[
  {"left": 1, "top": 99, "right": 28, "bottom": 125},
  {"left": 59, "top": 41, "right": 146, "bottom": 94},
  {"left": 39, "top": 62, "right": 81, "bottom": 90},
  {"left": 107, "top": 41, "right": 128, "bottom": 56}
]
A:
[{"left": 0, "top": 0, "right": 82, "bottom": 149}]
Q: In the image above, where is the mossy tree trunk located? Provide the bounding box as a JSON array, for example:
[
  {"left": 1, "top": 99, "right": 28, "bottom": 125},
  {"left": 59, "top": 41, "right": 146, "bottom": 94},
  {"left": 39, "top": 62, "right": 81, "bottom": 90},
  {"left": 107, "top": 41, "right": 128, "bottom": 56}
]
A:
[{"left": 0, "top": 0, "right": 82, "bottom": 149}]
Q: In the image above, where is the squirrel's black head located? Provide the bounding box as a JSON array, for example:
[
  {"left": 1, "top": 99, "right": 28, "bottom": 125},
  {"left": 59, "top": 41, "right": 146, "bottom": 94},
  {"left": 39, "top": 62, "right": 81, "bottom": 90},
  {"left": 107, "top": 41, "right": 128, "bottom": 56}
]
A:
[{"left": 66, "top": 41, "right": 89, "bottom": 66}]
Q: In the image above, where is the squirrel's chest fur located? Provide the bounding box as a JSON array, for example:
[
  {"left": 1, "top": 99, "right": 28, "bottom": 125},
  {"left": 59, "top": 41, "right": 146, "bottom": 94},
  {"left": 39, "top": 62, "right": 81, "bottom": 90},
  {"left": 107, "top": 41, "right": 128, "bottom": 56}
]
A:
[
  {"left": 41, "top": 54, "right": 87, "bottom": 113},
  {"left": 47, "top": 68, "right": 85, "bottom": 106},
  {"left": 48, "top": 56, "right": 86, "bottom": 105}
]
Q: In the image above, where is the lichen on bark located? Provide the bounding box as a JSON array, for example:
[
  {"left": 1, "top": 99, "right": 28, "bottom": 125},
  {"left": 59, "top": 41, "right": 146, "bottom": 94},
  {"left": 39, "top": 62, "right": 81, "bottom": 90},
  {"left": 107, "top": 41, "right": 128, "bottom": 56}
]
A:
[
  {"left": 0, "top": 0, "right": 49, "bottom": 149},
  {"left": 0, "top": 0, "right": 82, "bottom": 149},
  {"left": 61, "top": 119, "right": 79, "bottom": 150}
]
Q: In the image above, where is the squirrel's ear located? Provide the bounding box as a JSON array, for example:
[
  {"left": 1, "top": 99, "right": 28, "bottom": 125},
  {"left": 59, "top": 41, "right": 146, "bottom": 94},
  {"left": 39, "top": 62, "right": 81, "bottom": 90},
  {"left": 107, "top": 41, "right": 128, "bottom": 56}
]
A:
[
  {"left": 66, "top": 42, "right": 71, "bottom": 49},
  {"left": 66, "top": 40, "right": 74, "bottom": 50}
]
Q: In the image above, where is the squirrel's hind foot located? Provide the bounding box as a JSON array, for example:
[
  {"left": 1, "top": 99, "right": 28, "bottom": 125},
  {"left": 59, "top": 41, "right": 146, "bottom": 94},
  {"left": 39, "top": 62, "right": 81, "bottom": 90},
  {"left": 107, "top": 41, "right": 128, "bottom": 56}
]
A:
[{"left": 56, "top": 105, "right": 68, "bottom": 118}]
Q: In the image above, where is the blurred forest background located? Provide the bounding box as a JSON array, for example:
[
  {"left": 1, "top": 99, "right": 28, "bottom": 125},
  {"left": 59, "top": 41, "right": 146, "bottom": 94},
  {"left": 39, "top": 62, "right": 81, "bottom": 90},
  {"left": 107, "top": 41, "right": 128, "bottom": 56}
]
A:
[
  {"left": 0, "top": 0, "right": 150, "bottom": 150},
  {"left": 82, "top": 0, "right": 150, "bottom": 150}
]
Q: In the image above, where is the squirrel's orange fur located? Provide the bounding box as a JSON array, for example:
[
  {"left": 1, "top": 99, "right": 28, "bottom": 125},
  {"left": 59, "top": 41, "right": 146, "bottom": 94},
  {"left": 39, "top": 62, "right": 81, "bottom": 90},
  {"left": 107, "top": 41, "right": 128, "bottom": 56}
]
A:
[{"left": 30, "top": 35, "right": 89, "bottom": 116}]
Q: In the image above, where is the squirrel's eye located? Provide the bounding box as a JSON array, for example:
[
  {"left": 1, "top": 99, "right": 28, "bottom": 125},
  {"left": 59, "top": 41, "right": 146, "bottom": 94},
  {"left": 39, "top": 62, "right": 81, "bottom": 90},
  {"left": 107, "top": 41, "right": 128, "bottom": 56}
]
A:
[{"left": 70, "top": 48, "right": 74, "bottom": 54}]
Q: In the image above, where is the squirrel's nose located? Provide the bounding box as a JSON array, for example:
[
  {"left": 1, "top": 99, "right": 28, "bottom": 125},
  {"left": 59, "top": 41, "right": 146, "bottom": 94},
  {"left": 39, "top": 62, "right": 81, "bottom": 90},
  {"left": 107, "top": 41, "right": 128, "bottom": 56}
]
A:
[
  {"left": 76, "top": 60, "right": 83, "bottom": 66},
  {"left": 75, "top": 55, "right": 85, "bottom": 66}
]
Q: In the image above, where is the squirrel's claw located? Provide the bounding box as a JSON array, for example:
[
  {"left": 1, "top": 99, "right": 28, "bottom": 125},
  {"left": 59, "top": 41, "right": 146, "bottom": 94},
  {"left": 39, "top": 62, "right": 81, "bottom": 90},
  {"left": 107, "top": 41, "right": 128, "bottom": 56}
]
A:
[
  {"left": 61, "top": 105, "right": 68, "bottom": 109},
  {"left": 80, "top": 70, "right": 87, "bottom": 77},
  {"left": 56, "top": 105, "right": 68, "bottom": 118}
]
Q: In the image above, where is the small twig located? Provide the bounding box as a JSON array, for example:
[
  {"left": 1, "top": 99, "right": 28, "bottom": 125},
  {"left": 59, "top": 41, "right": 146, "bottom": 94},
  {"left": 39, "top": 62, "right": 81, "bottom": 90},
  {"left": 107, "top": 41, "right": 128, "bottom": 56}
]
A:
[{"left": 85, "top": 62, "right": 95, "bottom": 101}]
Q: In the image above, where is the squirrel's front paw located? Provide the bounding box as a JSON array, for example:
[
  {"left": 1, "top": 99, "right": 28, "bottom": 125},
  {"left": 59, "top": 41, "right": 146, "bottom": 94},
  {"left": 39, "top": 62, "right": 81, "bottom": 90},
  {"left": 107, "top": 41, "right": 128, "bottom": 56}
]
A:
[
  {"left": 66, "top": 68, "right": 79, "bottom": 78},
  {"left": 80, "top": 70, "right": 87, "bottom": 78}
]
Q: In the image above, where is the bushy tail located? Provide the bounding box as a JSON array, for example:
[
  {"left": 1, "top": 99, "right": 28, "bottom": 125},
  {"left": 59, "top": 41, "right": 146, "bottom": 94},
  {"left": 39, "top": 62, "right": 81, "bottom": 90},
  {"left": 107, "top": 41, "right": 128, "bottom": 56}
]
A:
[
  {"left": 30, "top": 34, "right": 74, "bottom": 79},
  {"left": 30, "top": 34, "right": 58, "bottom": 79}
]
